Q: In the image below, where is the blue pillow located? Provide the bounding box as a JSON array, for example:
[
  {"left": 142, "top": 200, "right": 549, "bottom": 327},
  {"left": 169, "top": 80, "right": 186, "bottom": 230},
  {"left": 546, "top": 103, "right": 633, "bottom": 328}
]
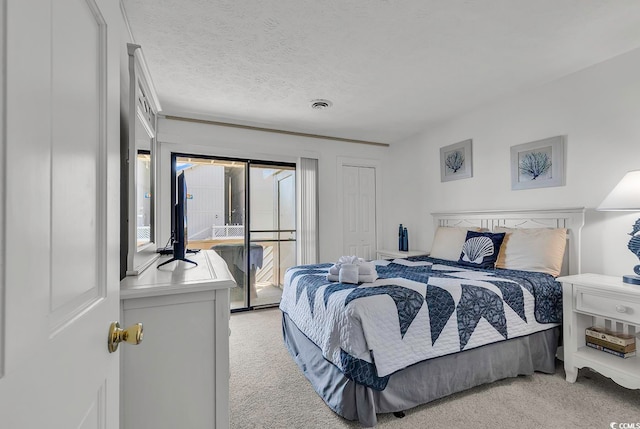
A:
[{"left": 458, "top": 231, "right": 506, "bottom": 269}]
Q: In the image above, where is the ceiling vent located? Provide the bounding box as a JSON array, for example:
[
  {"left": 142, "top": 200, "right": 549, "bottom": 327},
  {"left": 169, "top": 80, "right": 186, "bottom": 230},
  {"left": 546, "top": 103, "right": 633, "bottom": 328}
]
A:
[{"left": 310, "top": 99, "right": 332, "bottom": 110}]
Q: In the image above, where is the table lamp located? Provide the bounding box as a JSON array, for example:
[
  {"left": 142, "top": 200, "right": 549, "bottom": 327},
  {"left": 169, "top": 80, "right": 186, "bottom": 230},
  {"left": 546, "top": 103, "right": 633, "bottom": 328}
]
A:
[{"left": 597, "top": 169, "right": 640, "bottom": 285}]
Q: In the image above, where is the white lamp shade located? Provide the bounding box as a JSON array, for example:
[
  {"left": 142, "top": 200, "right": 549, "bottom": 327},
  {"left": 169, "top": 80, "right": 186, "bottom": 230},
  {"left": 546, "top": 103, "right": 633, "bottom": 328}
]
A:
[{"left": 597, "top": 170, "right": 640, "bottom": 211}]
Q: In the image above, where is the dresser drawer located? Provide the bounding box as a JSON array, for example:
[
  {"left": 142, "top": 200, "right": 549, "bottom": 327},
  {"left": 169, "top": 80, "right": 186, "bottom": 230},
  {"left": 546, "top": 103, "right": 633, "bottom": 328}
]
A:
[{"left": 575, "top": 286, "right": 640, "bottom": 325}]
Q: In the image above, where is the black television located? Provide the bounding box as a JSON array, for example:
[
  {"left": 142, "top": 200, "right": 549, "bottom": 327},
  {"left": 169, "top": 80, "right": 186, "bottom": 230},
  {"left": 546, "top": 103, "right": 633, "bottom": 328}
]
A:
[
  {"left": 157, "top": 170, "right": 197, "bottom": 268},
  {"left": 173, "top": 170, "right": 187, "bottom": 258}
]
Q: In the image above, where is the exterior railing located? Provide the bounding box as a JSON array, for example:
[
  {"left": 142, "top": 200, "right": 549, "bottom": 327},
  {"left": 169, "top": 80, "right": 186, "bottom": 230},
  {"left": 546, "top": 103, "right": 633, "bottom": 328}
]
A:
[
  {"left": 136, "top": 226, "right": 151, "bottom": 240},
  {"left": 211, "top": 225, "right": 244, "bottom": 238}
]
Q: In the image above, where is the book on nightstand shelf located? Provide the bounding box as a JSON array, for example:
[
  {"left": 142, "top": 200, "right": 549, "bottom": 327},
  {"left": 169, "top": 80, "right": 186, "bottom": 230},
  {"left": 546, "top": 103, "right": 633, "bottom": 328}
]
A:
[
  {"left": 585, "top": 327, "right": 636, "bottom": 347},
  {"left": 585, "top": 334, "right": 636, "bottom": 354},
  {"left": 586, "top": 342, "right": 636, "bottom": 358},
  {"left": 584, "top": 326, "right": 636, "bottom": 358}
]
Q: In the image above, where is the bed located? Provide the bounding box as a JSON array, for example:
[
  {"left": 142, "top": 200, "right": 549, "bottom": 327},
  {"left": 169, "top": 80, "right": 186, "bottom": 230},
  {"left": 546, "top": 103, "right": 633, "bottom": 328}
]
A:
[{"left": 280, "top": 209, "right": 585, "bottom": 427}]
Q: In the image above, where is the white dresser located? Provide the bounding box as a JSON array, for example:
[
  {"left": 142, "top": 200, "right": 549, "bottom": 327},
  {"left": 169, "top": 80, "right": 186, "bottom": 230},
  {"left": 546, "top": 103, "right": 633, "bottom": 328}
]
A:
[{"left": 120, "top": 250, "right": 236, "bottom": 429}]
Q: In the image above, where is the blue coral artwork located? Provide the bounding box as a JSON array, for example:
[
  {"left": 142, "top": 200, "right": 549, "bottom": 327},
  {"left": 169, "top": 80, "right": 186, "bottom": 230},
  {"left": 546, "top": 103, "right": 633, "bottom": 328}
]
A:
[
  {"left": 519, "top": 150, "right": 552, "bottom": 181},
  {"left": 511, "top": 135, "right": 565, "bottom": 190},
  {"left": 440, "top": 139, "right": 473, "bottom": 182},
  {"left": 446, "top": 150, "right": 465, "bottom": 174}
]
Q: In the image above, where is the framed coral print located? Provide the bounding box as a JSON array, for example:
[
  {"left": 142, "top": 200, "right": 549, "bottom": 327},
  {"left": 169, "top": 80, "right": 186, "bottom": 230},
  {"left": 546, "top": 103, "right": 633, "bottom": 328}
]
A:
[
  {"left": 510, "top": 136, "right": 565, "bottom": 190},
  {"left": 440, "top": 139, "right": 473, "bottom": 182}
]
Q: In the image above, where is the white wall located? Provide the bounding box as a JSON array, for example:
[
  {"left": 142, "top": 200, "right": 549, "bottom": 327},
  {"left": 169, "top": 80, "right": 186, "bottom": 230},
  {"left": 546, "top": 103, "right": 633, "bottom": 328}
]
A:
[
  {"left": 384, "top": 47, "right": 640, "bottom": 277},
  {"left": 156, "top": 118, "right": 389, "bottom": 262},
  {"left": 182, "top": 164, "right": 225, "bottom": 239}
]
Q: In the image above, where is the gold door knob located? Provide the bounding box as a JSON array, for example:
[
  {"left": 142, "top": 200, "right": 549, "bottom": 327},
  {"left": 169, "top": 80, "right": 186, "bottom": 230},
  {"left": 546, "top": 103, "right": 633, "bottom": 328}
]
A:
[{"left": 108, "top": 321, "right": 143, "bottom": 353}]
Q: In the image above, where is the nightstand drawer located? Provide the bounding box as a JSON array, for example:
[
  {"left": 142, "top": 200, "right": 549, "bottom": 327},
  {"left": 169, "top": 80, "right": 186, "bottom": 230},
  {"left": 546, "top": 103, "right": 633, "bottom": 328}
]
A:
[{"left": 576, "top": 287, "right": 640, "bottom": 325}]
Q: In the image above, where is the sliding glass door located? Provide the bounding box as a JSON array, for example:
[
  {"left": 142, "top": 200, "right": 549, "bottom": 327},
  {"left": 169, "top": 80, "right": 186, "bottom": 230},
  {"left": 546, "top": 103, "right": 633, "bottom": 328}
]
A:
[
  {"left": 172, "top": 154, "right": 296, "bottom": 311},
  {"left": 249, "top": 164, "right": 296, "bottom": 306}
]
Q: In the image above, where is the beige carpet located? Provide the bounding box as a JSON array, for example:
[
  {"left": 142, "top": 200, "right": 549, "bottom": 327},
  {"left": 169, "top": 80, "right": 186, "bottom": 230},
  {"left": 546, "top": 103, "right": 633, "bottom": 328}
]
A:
[{"left": 230, "top": 308, "right": 640, "bottom": 429}]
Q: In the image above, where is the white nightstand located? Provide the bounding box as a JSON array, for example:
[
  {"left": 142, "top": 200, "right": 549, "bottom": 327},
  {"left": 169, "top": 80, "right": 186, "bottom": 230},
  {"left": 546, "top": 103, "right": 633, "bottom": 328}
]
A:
[
  {"left": 557, "top": 273, "right": 640, "bottom": 389},
  {"left": 376, "top": 249, "right": 429, "bottom": 259}
]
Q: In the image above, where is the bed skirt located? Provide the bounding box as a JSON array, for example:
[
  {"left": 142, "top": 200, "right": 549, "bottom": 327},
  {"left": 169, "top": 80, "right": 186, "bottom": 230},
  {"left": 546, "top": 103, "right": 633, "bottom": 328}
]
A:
[{"left": 282, "top": 311, "right": 559, "bottom": 427}]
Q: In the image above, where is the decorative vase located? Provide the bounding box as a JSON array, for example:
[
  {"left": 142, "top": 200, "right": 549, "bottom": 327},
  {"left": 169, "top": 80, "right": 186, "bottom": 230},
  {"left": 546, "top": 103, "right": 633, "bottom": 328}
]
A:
[{"left": 402, "top": 227, "right": 408, "bottom": 251}]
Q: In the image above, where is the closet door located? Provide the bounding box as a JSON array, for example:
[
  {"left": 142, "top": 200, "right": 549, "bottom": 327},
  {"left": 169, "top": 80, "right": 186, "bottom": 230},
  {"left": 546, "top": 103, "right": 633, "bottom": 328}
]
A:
[{"left": 342, "top": 166, "right": 377, "bottom": 259}]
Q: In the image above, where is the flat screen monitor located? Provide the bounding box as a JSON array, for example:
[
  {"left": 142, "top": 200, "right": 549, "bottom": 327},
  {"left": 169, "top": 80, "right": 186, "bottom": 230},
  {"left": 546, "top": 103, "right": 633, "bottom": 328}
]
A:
[
  {"left": 158, "top": 170, "right": 197, "bottom": 268},
  {"left": 173, "top": 170, "right": 187, "bottom": 259}
]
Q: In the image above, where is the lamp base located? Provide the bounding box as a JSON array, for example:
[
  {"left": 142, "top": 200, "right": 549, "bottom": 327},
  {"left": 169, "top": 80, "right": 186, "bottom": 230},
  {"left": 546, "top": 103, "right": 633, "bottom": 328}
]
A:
[{"left": 622, "top": 274, "right": 640, "bottom": 285}]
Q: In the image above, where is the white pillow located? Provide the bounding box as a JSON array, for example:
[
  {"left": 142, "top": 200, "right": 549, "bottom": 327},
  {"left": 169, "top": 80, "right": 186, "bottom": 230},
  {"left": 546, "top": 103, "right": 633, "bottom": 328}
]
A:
[
  {"left": 493, "top": 227, "right": 567, "bottom": 277},
  {"left": 430, "top": 227, "right": 482, "bottom": 261}
]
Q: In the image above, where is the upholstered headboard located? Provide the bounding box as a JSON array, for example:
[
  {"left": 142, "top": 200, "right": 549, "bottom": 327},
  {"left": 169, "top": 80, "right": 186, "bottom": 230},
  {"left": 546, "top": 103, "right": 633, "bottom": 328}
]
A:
[{"left": 431, "top": 208, "right": 585, "bottom": 276}]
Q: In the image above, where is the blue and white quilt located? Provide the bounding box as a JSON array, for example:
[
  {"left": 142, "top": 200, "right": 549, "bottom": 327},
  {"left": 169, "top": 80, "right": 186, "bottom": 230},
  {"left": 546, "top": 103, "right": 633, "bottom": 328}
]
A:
[{"left": 279, "top": 256, "right": 562, "bottom": 391}]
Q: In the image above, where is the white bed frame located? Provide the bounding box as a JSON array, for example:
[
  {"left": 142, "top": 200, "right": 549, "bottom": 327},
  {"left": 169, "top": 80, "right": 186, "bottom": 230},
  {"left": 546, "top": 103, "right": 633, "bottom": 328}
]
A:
[{"left": 431, "top": 208, "right": 585, "bottom": 277}]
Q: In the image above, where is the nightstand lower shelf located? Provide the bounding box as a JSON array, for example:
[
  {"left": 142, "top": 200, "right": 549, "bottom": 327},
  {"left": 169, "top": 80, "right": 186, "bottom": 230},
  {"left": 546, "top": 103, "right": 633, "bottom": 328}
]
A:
[{"left": 570, "top": 346, "right": 640, "bottom": 389}]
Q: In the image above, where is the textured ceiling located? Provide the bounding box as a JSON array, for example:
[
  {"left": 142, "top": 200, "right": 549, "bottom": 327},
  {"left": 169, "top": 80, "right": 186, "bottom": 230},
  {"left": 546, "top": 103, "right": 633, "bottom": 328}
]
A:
[{"left": 122, "top": 0, "right": 640, "bottom": 144}]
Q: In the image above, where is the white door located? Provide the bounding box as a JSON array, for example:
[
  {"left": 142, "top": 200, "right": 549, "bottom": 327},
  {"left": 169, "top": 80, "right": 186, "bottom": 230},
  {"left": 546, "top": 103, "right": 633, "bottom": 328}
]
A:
[
  {"left": 343, "top": 166, "right": 377, "bottom": 259},
  {"left": 0, "top": 0, "right": 120, "bottom": 427}
]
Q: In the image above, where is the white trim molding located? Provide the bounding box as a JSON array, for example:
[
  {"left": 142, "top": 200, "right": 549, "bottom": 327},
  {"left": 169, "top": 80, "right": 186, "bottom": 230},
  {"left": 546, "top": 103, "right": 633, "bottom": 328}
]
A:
[
  {"left": 119, "top": 1, "right": 162, "bottom": 113},
  {"left": 164, "top": 115, "right": 390, "bottom": 147}
]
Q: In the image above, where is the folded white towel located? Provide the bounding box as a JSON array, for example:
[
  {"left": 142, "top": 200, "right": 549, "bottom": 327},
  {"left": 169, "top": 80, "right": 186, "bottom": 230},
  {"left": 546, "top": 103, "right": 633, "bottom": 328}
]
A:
[
  {"left": 358, "top": 261, "right": 377, "bottom": 276},
  {"left": 358, "top": 273, "right": 378, "bottom": 283},
  {"left": 327, "top": 274, "right": 339, "bottom": 282},
  {"left": 339, "top": 263, "right": 359, "bottom": 284},
  {"left": 337, "top": 255, "right": 359, "bottom": 265},
  {"left": 332, "top": 264, "right": 375, "bottom": 274},
  {"left": 328, "top": 256, "right": 377, "bottom": 283},
  {"left": 326, "top": 272, "right": 379, "bottom": 284}
]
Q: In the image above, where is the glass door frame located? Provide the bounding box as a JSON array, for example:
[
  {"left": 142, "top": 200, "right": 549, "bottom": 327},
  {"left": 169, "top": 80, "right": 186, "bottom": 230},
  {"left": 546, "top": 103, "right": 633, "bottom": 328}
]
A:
[
  {"left": 248, "top": 163, "right": 297, "bottom": 301},
  {"left": 170, "top": 152, "right": 296, "bottom": 312}
]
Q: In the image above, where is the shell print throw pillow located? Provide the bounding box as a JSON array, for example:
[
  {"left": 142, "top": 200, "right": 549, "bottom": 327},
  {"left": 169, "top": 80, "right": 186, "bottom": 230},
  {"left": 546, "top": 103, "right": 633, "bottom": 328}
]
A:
[{"left": 457, "top": 231, "right": 506, "bottom": 269}]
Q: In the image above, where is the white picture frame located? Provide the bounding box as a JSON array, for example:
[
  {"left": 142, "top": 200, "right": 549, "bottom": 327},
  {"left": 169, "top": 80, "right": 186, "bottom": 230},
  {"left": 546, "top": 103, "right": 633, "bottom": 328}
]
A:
[
  {"left": 510, "top": 135, "right": 565, "bottom": 190},
  {"left": 440, "top": 139, "right": 473, "bottom": 182}
]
